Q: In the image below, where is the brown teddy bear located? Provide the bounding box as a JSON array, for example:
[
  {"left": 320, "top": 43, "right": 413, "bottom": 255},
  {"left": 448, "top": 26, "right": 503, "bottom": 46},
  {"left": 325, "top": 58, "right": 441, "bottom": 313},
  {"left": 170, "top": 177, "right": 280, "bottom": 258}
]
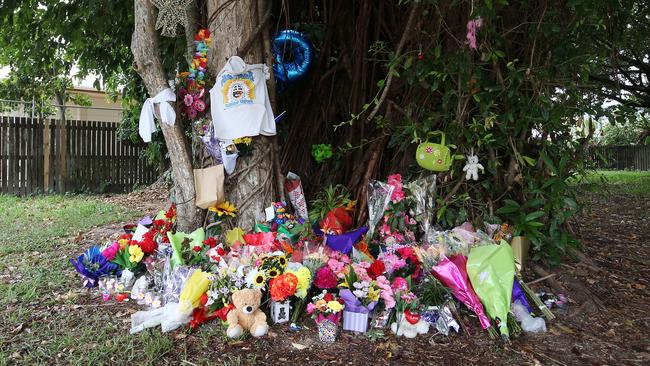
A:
[{"left": 226, "top": 288, "right": 268, "bottom": 338}]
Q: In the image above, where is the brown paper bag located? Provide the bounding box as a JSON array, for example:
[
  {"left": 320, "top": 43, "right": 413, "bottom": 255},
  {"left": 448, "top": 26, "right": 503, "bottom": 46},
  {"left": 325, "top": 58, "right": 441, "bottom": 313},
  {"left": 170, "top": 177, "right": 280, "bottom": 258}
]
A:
[
  {"left": 510, "top": 236, "right": 530, "bottom": 273},
  {"left": 193, "top": 165, "right": 225, "bottom": 209}
]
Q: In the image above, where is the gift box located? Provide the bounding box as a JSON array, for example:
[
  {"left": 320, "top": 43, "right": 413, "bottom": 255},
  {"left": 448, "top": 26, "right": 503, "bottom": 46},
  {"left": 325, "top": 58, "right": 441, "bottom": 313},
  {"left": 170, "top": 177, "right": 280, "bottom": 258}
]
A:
[
  {"left": 270, "top": 300, "right": 291, "bottom": 324},
  {"left": 342, "top": 310, "right": 369, "bottom": 333}
]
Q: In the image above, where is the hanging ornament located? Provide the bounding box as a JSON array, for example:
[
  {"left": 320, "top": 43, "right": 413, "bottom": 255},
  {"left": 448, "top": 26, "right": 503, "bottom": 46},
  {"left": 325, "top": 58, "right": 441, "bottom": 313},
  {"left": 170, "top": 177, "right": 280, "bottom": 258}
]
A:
[
  {"left": 462, "top": 149, "right": 484, "bottom": 181},
  {"left": 151, "top": 0, "right": 193, "bottom": 37}
]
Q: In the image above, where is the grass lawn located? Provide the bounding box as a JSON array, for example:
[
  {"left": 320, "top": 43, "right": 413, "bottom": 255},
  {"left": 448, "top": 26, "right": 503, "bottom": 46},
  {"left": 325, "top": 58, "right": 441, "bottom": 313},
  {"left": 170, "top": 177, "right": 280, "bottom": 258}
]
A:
[
  {"left": 0, "top": 195, "right": 247, "bottom": 366},
  {"left": 578, "top": 170, "right": 650, "bottom": 197},
  {"left": 0, "top": 195, "right": 174, "bottom": 365}
]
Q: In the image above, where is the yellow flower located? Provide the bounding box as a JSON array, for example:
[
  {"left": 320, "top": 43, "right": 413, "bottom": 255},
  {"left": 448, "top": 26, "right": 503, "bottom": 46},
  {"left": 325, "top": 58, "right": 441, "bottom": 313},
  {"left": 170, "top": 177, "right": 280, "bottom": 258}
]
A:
[
  {"left": 345, "top": 200, "right": 357, "bottom": 211},
  {"left": 286, "top": 267, "right": 311, "bottom": 298},
  {"left": 327, "top": 300, "right": 344, "bottom": 312},
  {"left": 209, "top": 201, "right": 237, "bottom": 218},
  {"left": 128, "top": 245, "right": 144, "bottom": 263},
  {"left": 367, "top": 285, "right": 380, "bottom": 302},
  {"left": 267, "top": 269, "right": 279, "bottom": 278},
  {"left": 278, "top": 256, "right": 287, "bottom": 267},
  {"left": 233, "top": 137, "right": 253, "bottom": 145}
]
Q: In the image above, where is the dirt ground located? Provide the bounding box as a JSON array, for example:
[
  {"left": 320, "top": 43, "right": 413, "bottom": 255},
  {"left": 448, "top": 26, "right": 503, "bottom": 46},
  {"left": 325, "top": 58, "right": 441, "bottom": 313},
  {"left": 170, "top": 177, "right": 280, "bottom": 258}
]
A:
[{"left": 7, "top": 187, "right": 650, "bottom": 365}]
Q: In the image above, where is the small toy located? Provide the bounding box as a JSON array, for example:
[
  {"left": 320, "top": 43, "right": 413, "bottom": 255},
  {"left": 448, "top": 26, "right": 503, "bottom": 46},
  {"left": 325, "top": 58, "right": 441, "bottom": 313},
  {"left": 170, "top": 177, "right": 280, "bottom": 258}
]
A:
[
  {"left": 226, "top": 288, "right": 269, "bottom": 338},
  {"left": 462, "top": 151, "right": 484, "bottom": 181}
]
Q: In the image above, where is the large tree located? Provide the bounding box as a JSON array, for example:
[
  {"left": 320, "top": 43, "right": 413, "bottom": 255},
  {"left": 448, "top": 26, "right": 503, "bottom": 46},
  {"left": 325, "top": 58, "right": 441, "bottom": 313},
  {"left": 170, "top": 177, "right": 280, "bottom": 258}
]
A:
[{"left": 132, "top": 0, "right": 276, "bottom": 231}]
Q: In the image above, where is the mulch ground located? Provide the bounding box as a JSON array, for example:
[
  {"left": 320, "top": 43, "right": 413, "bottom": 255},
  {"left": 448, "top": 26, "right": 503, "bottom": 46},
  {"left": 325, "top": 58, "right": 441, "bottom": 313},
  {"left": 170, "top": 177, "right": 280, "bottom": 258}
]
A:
[{"left": 18, "top": 189, "right": 650, "bottom": 365}]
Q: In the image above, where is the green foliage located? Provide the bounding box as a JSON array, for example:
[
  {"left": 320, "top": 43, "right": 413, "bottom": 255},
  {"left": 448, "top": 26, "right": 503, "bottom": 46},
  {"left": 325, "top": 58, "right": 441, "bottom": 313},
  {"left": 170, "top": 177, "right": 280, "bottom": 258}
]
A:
[
  {"left": 597, "top": 112, "right": 650, "bottom": 146},
  {"left": 311, "top": 143, "right": 334, "bottom": 163},
  {"left": 351, "top": 0, "right": 647, "bottom": 263},
  {"left": 308, "top": 184, "right": 354, "bottom": 222}
]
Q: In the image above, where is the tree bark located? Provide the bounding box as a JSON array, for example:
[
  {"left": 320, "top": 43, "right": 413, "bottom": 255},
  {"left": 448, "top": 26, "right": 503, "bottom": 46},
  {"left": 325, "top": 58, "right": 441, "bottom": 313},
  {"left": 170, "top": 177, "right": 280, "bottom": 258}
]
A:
[
  {"left": 132, "top": 0, "right": 202, "bottom": 231},
  {"left": 207, "top": 0, "right": 275, "bottom": 228}
]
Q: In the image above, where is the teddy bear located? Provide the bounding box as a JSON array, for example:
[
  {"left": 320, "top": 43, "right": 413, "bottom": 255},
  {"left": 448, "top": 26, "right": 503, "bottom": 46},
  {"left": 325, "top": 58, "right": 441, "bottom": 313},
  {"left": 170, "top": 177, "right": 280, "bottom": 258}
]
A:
[
  {"left": 462, "top": 153, "right": 484, "bottom": 181},
  {"left": 226, "top": 288, "right": 269, "bottom": 338},
  {"left": 390, "top": 310, "right": 430, "bottom": 338}
]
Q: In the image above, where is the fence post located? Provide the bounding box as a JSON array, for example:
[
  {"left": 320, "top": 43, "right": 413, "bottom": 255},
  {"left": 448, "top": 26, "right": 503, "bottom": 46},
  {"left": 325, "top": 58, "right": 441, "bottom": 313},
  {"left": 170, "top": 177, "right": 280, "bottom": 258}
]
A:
[
  {"left": 57, "top": 119, "right": 68, "bottom": 193},
  {"left": 43, "top": 119, "right": 51, "bottom": 192}
]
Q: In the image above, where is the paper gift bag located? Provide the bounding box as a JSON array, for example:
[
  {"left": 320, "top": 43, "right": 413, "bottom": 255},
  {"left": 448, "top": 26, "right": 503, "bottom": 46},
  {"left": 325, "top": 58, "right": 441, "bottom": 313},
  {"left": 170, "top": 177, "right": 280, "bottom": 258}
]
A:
[
  {"left": 193, "top": 165, "right": 225, "bottom": 209},
  {"left": 510, "top": 236, "right": 530, "bottom": 273}
]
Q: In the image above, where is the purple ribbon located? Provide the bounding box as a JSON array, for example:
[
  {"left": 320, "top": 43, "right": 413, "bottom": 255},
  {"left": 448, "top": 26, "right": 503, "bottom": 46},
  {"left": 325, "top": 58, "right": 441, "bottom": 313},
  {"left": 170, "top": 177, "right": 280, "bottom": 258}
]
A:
[
  {"left": 325, "top": 227, "right": 368, "bottom": 254},
  {"left": 339, "top": 289, "right": 377, "bottom": 314},
  {"left": 512, "top": 277, "right": 533, "bottom": 312}
]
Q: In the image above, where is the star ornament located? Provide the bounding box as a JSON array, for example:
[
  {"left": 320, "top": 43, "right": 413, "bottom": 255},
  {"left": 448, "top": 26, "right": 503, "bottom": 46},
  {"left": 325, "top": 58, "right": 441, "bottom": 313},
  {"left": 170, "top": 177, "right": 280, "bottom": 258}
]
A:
[{"left": 151, "top": 0, "right": 193, "bottom": 37}]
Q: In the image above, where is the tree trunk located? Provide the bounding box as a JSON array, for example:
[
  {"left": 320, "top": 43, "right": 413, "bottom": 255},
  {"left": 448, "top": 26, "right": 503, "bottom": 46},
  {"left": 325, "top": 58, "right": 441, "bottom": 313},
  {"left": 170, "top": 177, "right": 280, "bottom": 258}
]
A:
[
  {"left": 207, "top": 0, "right": 275, "bottom": 228},
  {"left": 132, "top": 0, "right": 202, "bottom": 231}
]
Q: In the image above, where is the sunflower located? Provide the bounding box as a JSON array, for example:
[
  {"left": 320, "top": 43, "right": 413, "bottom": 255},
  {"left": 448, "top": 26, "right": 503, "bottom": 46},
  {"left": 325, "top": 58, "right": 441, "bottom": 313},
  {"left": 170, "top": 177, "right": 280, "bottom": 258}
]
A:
[
  {"left": 278, "top": 256, "right": 287, "bottom": 267},
  {"left": 209, "top": 201, "right": 237, "bottom": 218},
  {"left": 267, "top": 268, "right": 280, "bottom": 279}
]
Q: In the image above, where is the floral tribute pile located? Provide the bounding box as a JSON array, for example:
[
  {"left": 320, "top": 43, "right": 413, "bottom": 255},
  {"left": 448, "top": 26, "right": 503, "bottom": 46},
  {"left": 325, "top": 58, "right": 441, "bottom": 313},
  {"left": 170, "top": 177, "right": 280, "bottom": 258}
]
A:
[{"left": 70, "top": 173, "right": 553, "bottom": 342}]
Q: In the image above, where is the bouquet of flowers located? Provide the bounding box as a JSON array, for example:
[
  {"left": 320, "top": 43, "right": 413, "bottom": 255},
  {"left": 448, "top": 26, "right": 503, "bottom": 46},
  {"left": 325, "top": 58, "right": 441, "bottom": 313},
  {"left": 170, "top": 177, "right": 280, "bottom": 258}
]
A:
[
  {"left": 376, "top": 174, "right": 418, "bottom": 246},
  {"left": 70, "top": 246, "right": 121, "bottom": 288},
  {"left": 307, "top": 290, "right": 345, "bottom": 342}
]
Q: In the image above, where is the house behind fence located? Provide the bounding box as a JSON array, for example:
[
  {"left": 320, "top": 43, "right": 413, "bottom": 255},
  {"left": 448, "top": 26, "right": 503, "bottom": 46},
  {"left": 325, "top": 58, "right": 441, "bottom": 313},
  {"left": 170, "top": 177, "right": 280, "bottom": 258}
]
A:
[{"left": 0, "top": 98, "right": 157, "bottom": 195}]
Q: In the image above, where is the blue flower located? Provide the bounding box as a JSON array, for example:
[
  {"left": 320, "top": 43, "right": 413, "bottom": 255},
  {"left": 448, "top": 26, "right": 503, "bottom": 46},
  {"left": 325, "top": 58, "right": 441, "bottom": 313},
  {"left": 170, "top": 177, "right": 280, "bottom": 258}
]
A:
[{"left": 69, "top": 246, "right": 121, "bottom": 288}]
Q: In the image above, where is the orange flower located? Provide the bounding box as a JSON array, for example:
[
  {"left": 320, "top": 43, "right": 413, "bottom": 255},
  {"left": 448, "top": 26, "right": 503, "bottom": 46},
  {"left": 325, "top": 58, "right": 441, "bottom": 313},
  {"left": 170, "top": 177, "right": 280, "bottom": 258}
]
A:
[{"left": 269, "top": 273, "right": 298, "bottom": 302}]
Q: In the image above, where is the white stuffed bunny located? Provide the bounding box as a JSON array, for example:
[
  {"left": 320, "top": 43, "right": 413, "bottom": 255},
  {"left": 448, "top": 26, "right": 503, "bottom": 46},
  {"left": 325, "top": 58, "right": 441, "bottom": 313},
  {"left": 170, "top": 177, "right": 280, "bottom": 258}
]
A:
[{"left": 462, "top": 153, "right": 484, "bottom": 181}]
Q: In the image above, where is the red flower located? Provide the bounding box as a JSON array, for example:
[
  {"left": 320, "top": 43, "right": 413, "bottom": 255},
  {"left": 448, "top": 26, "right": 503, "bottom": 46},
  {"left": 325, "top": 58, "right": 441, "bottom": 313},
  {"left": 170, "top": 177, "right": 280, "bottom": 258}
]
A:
[
  {"left": 314, "top": 266, "right": 338, "bottom": 289},
  {"left": 119, "top": 233, "right": 133, "bottom": 241},
  {"left": 192, "top": 245, "right": 202, "bottom": 252},
  {"left": 216, "top": 247, "right": 226, "bottom": 256},
  {"left": 368, "top": 260, "right": 386, "bottom": 280},
  {"left": 324, "top": 293, "right": 334, "bottom": 302},
  {"left": 165, "top": 204, "right": 176, "bottom": 220},
  {"left": 153, "top": 219, "right": 165, "bottom": 228},
  {"left": 203, "top": 237, "right": 217, "bottom": 248},
  {"left": 137, "top": 230, "right": 158, "bottom": 254},
  {"left": 200, "top": 293, "right": 208, "bottom": 306}
]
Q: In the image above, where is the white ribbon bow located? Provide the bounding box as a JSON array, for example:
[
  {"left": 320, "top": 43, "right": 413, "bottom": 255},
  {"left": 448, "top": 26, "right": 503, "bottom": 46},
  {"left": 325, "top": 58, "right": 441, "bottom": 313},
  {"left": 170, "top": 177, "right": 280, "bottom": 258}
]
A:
[{"left": 138, "top": 88, "right": 176, "bottom": 143}]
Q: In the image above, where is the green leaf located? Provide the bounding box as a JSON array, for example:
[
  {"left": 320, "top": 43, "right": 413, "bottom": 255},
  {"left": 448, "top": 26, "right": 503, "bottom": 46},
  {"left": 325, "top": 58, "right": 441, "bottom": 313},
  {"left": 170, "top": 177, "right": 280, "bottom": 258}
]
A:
[{"left": 525, "top": 211, "right": 545, "bottom": 221}]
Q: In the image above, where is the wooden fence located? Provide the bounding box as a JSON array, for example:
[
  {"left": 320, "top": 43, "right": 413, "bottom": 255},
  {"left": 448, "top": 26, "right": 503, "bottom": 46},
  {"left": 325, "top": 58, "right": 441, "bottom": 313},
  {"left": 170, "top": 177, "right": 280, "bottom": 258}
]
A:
[
  {"left": 0, "top": 116, "right": 157, "bottom": 195},
  {"left": 589, "top": 145, "right": 650, "bottom": 171}
]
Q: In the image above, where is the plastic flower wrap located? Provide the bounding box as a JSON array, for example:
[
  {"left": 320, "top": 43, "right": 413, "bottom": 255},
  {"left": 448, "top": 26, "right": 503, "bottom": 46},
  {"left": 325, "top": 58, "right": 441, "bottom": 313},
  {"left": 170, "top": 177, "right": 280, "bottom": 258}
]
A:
[
  {"left": 178, "top": 269, "right": 213, "bottom": 315},
  {"left": 366, "top": 180, "right": 394, "bottom": 239},
  {"left": 405, "top": 174, "right": 437, "bottom": 244},
  {"left": 325, "top": 226, "right": 368, "bottom": 254},
  {"left": 431, "top": 254, "right": 491, "bottom": 330},
  {"left": 167, "top": 227, "right": 205, "bottom": 268},
  {"left": 466, "top": 242, "right": 516, "bottom": 338},
  {"left": 70, "top": 246, "right": 121, "bottom": 288}
]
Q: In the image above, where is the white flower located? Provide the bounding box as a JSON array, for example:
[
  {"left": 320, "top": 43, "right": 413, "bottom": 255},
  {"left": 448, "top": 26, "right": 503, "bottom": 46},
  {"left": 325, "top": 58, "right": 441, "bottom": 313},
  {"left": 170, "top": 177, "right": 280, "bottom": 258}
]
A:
[{"left": 245, "top": 268, "right": 266, "bottom": 290}]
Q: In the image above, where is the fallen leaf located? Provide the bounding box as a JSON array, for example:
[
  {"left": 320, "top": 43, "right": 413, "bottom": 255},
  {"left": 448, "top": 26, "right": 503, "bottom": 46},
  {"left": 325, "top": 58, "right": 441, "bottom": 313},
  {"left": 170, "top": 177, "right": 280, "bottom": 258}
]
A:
[
  {"left": 10, "top": 323, "right": 24, "bottom": 334},
  {"left": 291, "top": 342, "right": 308, "bottom": 350}
]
